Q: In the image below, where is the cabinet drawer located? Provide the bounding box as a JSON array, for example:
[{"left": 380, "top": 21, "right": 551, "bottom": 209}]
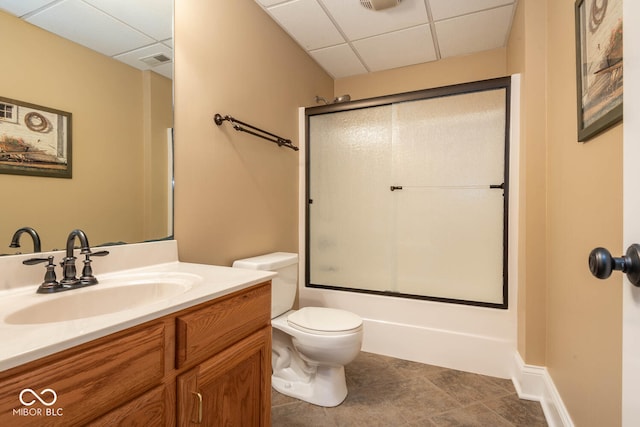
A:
[
  {"left": 88, "top": 385, "right": 167, "bottom": 426},
  {"left": 0, "top": 323, "right": 165, "bottom": 427},
  {"left": 176, "top": 282, "right": 271, "bottom": 368}
]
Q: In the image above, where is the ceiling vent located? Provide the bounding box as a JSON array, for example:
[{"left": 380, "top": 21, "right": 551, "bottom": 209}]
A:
[
  {"left": 360, "top": 0, "right": 402, "bottom": 11},
  {"left": 139, "top": 53, "right": 171, "bottom": 67}
]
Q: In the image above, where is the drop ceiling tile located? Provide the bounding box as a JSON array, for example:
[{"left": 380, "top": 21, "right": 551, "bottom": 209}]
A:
[
  {"left": 309, "top": 44, "right": 367, "bottom": 79},
  {"left": 0, "top": 0, "right": 54, "bottom": 17},
  {"left": 429, "top": 0, "right": 514, "bottom": 21},
  {"left": 84, "top": 0, "right": 173, "bottom": 40},
  {"left": 320, "top": 0, "right": 428, "bottom": 41},
  {"left": 353, "top": 24, "right": 436, "bottom": 72},
  {"left": 266, "top": 0, "right": 344, "bottom": 50},
  {"left": 436, "top": 4, "right": 513, "bottom": 58},
  {"left": 26, "top": 0, "right": 154, "bottom": 57},
  {"left": 114, "top": 42, "right": 172, "bottom": 72}
]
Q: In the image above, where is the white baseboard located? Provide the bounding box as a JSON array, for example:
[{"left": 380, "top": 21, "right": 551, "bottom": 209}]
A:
[{"left": 512, "top": 353, "right": 574, "bottom": 427}]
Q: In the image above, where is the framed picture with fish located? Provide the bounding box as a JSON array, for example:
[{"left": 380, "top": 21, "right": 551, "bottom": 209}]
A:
[
  {"left": 0, "top": 96, "right": 71, "bottom": 178},
  {"left": 575, "top": 0, "right": 623, "bottom": 142}
]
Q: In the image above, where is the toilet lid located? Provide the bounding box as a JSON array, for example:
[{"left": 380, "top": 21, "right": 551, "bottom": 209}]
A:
[{"left": 287, "top": 307, "right": 362, "bottom": 333}]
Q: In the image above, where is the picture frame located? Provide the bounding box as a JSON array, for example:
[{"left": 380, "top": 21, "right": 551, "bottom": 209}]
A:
[
  {"left": 0, "top": 96, "right": 72, "bottom": 178},
  {"left": 575, "top": 0, "right": 623, "bottom": 142}
]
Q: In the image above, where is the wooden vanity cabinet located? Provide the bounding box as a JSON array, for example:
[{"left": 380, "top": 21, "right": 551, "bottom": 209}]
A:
[
  {"left": 175, "top": 282, "right": 272, "bottom": 426},
  {"left": 0, "top": 281, "right": 271, "bottom": 426}
]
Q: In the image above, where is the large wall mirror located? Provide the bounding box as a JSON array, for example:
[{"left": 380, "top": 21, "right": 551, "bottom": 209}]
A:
[{"left": 0, "top": 1, "right": 173, "bottom": 254}]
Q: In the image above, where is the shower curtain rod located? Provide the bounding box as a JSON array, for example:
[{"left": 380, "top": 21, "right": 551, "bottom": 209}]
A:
[{"left": 213, "top": 113, "right": 299, "bottom": 151}]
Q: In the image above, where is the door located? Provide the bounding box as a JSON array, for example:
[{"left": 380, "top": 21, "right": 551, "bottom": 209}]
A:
[{"left": 623, "top": 1, "right": 640, "bottom": 425}]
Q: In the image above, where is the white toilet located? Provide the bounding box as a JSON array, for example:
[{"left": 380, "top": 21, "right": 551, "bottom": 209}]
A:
[{"left": 232, "top": 252, "right": 363, "bottom": 407}]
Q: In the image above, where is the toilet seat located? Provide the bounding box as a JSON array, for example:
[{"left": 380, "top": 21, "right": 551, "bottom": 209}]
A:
[{"left": 287, "top": 307, "right": 363, "bottom": 335}]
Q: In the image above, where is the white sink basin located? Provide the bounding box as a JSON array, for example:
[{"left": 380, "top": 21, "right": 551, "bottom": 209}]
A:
[{"left": 4, "top": 273, "right": 198, "bottom": 325}]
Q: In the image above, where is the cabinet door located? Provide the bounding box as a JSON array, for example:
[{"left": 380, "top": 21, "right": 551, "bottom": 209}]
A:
[{"left": 177, "top": 327, "right": 271, "bottom": 427}]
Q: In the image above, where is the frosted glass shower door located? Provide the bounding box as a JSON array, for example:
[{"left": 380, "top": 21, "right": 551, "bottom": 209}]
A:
[
  {"left": 308, "top": 106, "right": 393, "bottom": 292},
  {"left": 307, "top": 81, "right": 509, "bottom": 306},
  {"left": 391, "top": 90, "right": 507, "bottom": 304}
]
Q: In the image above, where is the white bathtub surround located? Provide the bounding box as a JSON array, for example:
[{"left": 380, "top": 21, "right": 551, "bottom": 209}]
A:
[
  {"left": 0, "top": 240, "right": 275, "bottom": 371},
  {"left": 299, "top": 286, "right": 516, "bottom": 378}
]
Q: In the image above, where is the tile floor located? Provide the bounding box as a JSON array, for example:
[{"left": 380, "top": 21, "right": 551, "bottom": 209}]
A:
[{"left": 271, "top": 351, "right": 548, "bottom": 426}]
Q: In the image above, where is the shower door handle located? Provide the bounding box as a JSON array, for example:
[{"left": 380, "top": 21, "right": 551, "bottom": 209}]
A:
[
  {"left": 390, "top": 186, "right": 403, "bottom": 191},
  {"left": 588, "top": 244, "right": 640, "bottom": 286}
]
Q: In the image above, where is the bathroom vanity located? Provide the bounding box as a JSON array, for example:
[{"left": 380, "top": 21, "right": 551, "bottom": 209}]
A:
[{"left": 0, "top": 240, "right": 274, "bottom": 426}]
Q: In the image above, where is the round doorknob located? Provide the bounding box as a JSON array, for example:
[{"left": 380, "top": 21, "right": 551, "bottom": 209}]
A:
[{"left": 588, "top": 244, "right": 640, "bottom": 286}]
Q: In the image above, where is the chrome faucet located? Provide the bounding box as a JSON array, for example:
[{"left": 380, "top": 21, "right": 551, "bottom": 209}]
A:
[{"left": 9, "top": 227, "right": 41, "bottom": 253}]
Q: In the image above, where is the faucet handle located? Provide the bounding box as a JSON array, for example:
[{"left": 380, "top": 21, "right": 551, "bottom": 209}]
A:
[
  {"left": 79, "top": 250, "right": 109, "bottom": 286},
  {"left": 22, "top": 256, "right": 51, "bottom": 266},
  {"left": 23, "top": 256, "right": 62, "bottom": 293},
  {"left": 90, "top": 250, "right": 110, "bottom": 257}
]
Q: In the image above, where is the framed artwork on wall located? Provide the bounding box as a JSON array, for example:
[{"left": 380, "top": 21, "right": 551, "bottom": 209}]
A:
[
  {"left": 0, "top": 96, "right": 72, "bottom": 178},
  {"left": 575, "top": 0, "right": 623, "bottom": 142}
]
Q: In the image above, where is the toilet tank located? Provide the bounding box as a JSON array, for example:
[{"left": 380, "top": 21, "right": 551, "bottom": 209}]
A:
[{"left": 232, "top": 252, "right": 298, "bottom": 318}]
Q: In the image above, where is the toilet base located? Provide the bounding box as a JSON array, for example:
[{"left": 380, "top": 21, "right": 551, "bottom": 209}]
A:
[{"left": 272, "top": 364, "right": 347, "bottom": 407}]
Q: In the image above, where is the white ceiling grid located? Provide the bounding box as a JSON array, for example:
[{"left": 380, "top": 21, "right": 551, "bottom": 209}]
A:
[
  {"left": 256, "top": 0, "right": 517, "bottom": 78},
  {"left": 0, "top": 0, "right": 173, "bottom": 79},
  {"left": 0, "top": 0, "right": 517, "bottom": 81}
]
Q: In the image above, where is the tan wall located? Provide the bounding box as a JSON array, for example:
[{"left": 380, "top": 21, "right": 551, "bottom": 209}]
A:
[
  {"left": 544, "top": 0, "right": 622, "bottom": 424},
  {"left": 335, "top": 48, "right": 507, "bottom": 100},
  {"left": 0, "top": 11, "right": 171, "bottom": 251},
  {"left": 509, "top": 0, "right": 622, "bottom": 424},
  {"left": 507, "top": 0, "right": 548, "bottom": 366},
  {"left": 173, "top": 0, "right": 333, "bottom": 266}
]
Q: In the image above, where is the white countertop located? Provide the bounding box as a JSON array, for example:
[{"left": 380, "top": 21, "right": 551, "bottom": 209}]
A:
[{"left": 0, "top": 241, "right": 275, "bottom": 372}]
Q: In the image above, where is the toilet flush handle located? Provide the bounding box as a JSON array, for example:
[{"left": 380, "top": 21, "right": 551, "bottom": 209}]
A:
[{"left": 588, "top": 244, "right": 640, "bottom": 286}]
